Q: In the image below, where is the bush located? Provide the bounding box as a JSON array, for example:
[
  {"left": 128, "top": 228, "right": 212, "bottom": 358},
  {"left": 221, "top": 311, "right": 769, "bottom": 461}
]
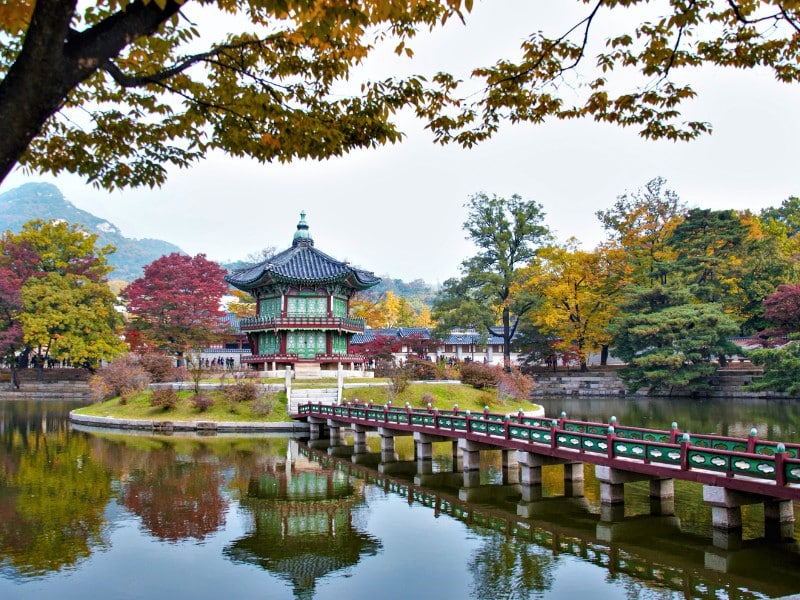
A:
[
  {"left": 460, "top": 362, "right": 501, "bottom": 389},
  {"left": 150, "top": 387, "right": 178, "bottom": 410},
  {"left": 252, "top": 394, "right": 274, "bottom": 416},
  {"left": 497, "top": 367, "right": 534, "bottom": 401},
  {"left": 405, "top": 356, "right": 439, "bottom": 380},
  {"left": 225, "top": 381, "right": 259, "bottom": 403},
  {"left": 139, "top": 353, "right": 178, "bottom": 382},
  {"left": 420, "top": 392, "right": 436, "bottom": 406},
  {"left": 89, "top": 354, "right": 151, "bottom": 401},
  {"left": 191, "top": 393, "right": 214, "bottom": 412}
]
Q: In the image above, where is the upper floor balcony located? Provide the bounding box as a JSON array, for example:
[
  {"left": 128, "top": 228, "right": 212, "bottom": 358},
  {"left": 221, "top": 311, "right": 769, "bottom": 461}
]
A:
[{"left": 238, "top": 314, "right": 366, "bottom": 333}]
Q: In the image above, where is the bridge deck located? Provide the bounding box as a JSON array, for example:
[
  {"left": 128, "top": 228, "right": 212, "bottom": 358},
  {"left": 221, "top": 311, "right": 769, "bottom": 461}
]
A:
[{"left": 294, "top": 402, "right": 800, "bottom": 501}]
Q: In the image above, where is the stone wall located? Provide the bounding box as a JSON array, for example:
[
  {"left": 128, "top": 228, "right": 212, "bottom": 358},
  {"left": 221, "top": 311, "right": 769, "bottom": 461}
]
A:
[
  {"left": 531, "top": 368, "right": 791, "bottom": 398},
  {"left": 0, "top": 380, "right": 92, "bottom": 401}
]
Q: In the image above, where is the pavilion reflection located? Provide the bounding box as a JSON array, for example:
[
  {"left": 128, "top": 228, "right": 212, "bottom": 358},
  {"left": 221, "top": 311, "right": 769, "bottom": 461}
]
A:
[{"left": 224, "top": 440, "right": 381, "bottom": 599}]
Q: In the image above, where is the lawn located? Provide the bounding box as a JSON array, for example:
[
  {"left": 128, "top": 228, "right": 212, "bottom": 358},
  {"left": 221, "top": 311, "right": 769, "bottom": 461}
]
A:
[{"left": 72, "top": 382, "right": 540, "bottom": 423}]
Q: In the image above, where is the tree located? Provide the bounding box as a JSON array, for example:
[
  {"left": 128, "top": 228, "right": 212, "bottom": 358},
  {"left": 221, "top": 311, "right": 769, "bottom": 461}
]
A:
[
  {"left": 609, "top": 285, "right": 740, "bottom": 395},
  {"left": 0, "top": 0, "right": 466, "bottom": 188},
  {"left": 122, "top": 253, "right": 229, "bottom": 361},
  {"left": 517, "top": 239, "right": 613, "bottom": 371},
  {"left": 763, "top": 284, "right": 800, "bottom": 334},
  {"left": 434, "top": 193, "right": 551, "bottom": 371},
  {"left": 419, "top": 1, "right": 800, "bottom": 146},
  {"left": 668, "top": 208, "right": 789, "bottom": 332},
  {"left": 748, "top": 342, "right": 800, "bottom": 396},
  {"left": 2, "top": 219, "right": 125, "bottom": 371},
  {"left": 596, "top": 177, "right": 686, "bottom": 288}
]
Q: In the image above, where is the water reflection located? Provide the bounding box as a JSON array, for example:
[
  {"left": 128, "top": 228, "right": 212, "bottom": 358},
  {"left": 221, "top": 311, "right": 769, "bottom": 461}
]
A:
[
  {"left": 0, "top": 401, "right": 110, "bottom": 578},
  {"left": 303, "top": 436, "right": 800, "bottom": 600},
  {"left": 225, "top": 452, "right": 380, "bottom": 599},
  {"left": 1, "top": 398, "right": 800, "bottom": 600}
]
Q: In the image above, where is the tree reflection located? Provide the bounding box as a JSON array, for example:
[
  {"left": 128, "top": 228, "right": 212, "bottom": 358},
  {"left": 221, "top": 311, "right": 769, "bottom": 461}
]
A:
[
  {"left": 0, "top": 425, "right": 110, "bottom": 577},
  {"left": 467, "top": 533, "right": 555, "bottom": 599},
  {"left": 119, "top": 448, "right": 227, "bottom": 542}
]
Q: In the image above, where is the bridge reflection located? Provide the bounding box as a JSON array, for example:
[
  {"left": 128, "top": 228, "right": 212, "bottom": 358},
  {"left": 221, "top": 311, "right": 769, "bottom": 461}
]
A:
[{"left": 298, "top": 437, "right": 800, "bottom": 600}]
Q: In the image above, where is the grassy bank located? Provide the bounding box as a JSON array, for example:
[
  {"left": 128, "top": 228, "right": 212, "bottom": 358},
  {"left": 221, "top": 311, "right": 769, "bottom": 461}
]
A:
[{"left": 72, "top": 382, "right": 540, "bottom": 423}]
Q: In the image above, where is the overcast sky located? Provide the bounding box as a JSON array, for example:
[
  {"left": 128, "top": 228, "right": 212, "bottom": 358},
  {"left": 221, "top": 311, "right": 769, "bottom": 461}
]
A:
[{"left": 2, "top": 0, "right": 798, "bottom": 284}]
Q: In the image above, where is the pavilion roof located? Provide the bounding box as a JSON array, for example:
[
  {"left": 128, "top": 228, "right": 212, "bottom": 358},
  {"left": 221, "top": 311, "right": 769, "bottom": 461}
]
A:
[{"left": 225, "top": 212, "right": 380, "bottom": 291}]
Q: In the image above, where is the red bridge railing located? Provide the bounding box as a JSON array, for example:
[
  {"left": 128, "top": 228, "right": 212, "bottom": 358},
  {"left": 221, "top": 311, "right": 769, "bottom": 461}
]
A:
[{"left": 295, "top": 401, "right": 800, "bottom": 500}]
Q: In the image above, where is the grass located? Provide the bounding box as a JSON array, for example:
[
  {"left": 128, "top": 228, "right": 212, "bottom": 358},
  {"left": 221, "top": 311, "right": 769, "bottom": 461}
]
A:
[
  {"left": 74, "top": 388, "right": 290, "bottom": 422},
  {"left": 342, "top": 383, "right": 535, "bottom": 415},
  {"left": 72, "top": 382, "right": 541, "bottom": 423}
]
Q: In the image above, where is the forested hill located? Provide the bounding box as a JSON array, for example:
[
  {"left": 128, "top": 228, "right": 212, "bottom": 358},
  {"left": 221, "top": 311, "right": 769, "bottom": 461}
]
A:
[{"left": 0, "top": 182, "right": 183, "bottom": 281}]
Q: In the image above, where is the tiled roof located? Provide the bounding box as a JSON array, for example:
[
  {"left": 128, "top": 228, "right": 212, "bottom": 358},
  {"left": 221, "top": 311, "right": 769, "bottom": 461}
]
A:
[
  {"left": 225, "top": 213, "right": 380, "bottom": 291},
  {"left": 351, "top": 327, "right": 512, "bottom": 345}
]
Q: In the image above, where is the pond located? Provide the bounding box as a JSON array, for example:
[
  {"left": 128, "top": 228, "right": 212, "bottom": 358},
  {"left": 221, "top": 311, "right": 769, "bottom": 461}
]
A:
[{"left": 1, "top": 396, "right": 799, "bottom": 599}]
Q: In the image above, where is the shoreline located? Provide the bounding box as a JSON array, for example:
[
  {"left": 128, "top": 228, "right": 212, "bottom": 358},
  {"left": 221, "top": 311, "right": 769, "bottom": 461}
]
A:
[{"left": 68, "top": 410, "right": 309, "bottom": 433}]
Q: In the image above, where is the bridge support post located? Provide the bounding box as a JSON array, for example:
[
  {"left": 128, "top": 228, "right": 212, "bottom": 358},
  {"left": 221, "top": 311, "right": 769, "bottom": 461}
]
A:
[
  {"left": 328, "top": 422, "right": 343, "bottom": 445},
  {"left": 351, "top": 424, "right": 368, "bottom": 454},
  {"left": 764, "top": 499, "right": 795, "bottom": 541},
  {"left": 518, "top": 452, "right": 585, "bottom": 489},
  {"left": 378, "top": 429, "right": 396, "bottom": 463},
  {"left": 704, "top": 486, "right": 795, "bottom": 543},
  {"left": 502, "top": 450, "right": 519, "bottom": 484},
  {"left": 596, "top": 466, "right": 674, "bottom": 515},
  {"left": 306, "top": 416, "right": 327, "bottom": 440},
  {"left": 452, "top": 441, "right": 462, "bottom": 472}
]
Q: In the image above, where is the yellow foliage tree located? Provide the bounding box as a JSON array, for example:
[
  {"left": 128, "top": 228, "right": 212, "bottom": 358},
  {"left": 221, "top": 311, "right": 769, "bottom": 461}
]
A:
[{"left": 516, "top": 239, "right": 613, "bottom": 371}]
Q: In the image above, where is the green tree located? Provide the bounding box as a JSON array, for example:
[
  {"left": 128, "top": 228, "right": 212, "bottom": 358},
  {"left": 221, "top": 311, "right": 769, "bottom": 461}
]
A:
[
  {"left": 0, "top": 0, "right": 467, "bottom": 188},
  {"left": 668, "top": 208, "right": 790, "bottom": 333},
  {"left": 748, "top": 342, "right": 800, "bottom": 397},
  {"left": 433, "top": 193, "right": 551, "bottom": 371},
  {"left": 610, "top": 285, "right": 740, "bottom": 395},
  {"left": 3, "top": 219, "right": 125, "bottom": 369}
]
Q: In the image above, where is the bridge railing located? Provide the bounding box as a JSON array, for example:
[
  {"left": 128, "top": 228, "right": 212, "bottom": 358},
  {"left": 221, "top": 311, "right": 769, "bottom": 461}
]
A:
[{"left": 296, "top": 402, "right": 800, "bottom": 492}]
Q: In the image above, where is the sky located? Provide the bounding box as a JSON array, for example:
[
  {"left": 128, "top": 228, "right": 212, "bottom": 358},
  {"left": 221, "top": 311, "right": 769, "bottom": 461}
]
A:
[{"left": 1, "top": 0, "right": 798, "bottom": 285}]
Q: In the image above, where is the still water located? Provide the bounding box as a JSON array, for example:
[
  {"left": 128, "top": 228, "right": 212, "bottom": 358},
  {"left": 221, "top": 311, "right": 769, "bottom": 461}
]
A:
[{"left": 1, "top": 396, "right": 800, "bottom": 599}]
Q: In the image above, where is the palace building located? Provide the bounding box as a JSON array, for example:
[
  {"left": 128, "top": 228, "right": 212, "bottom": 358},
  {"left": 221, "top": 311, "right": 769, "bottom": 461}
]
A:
[{"left": 225, "top": 212, "right": 380, "bottom": 377}]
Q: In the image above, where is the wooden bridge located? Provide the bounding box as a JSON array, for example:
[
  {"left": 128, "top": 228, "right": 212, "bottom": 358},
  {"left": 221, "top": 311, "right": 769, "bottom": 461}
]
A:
[{"left": 294, "top": 401, "right": 800, "bottom": 540}]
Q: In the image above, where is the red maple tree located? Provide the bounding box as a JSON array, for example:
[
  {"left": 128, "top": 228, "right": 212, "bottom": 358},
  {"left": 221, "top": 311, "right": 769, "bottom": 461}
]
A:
[{"left": 122, "top": 253, "right": 229, "bottom": 358}]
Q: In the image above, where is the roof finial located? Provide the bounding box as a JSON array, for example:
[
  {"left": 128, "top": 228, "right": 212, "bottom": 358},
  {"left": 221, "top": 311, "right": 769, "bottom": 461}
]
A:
[{"left": 292, "top": 210, "right": 313, "bottom": 246}]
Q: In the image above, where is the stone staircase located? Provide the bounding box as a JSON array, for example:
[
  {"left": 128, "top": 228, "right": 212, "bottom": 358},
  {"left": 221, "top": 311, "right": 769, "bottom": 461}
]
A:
[{"left": 288, "top": 387, "right": 339, "bottom": 414}]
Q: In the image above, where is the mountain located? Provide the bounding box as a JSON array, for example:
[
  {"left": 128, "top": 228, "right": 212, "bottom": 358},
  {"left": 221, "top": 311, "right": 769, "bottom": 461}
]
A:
[{"left": 0, "top": 182, "right": 183, "bottom": 281}]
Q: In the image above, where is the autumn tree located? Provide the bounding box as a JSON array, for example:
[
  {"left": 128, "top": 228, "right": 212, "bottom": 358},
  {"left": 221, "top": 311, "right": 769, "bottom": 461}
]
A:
[
  {"left": 433, "top": 193, "right": 551, "bottom": 371},
  {"left": 596, "top": 177, "right": 686, "bottom": 287},
  {"left": 419, "top": 1, "right": 800, "bottom": 146},
  {"left": 517, "top": 239, "right": 613, "bottom": 371},
  {"left": 349, "top": 295, "right": 385, "bottom": 328},
  {"left": 5, "top": 3, "right": 799, "bottom": 191},
  {"left": 1, "top": 220, "right": 125, "bottom": 372},
  {"left": 0, "top": 0, "right": 467, "bottom": 188},
  {"left": 122, "top": 253, "right": 229, "bottom": 362}
]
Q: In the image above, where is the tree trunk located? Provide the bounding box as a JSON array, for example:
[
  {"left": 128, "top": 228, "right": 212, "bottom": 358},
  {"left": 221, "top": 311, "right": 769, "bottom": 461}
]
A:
[
  {"left": 502, "top": 307, "right": 511, "bottom": 373},
  {"left": 600, "top": 344, "right": 609, "bottom": 366}
]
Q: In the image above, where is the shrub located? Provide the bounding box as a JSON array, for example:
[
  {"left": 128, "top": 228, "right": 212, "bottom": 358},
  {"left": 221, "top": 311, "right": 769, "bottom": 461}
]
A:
[
  {"left": 139, "top": 353, "right": 178, "bottom": 382},
  {"left": 497, "top": 367, "right": 534, "bottom": 401},
  {"left": 405, "top": 356, "right": 438, "bottom": 380},
  {"left": 225, "top": 381, "right": 259, "bottom": 403},
  {"left": 89, "top": 354, "right": 151, "bottom": 401},
  {"left": 251, "top": 395, "right": 274, "bottom": 416},
  {"left": 150, "top": 387, "right": 178, "bottom": 410},
  {"left": 420, "top": 392, "right": 436, "bottom": 406},
  {"left": 460, "top": 362, "right": 501, "bottom": 389},
  {"left": 192, "top": 393, "right": 214, "bottom": 412}
]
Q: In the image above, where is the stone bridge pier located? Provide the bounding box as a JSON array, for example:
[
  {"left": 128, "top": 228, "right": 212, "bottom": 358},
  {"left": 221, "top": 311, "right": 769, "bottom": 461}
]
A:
[
  {"left": 595, "top": 466, "right": 675, "bottom": 518},
  {"left": 703, "top": 485, "right": 795, "bottom": 548}
]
